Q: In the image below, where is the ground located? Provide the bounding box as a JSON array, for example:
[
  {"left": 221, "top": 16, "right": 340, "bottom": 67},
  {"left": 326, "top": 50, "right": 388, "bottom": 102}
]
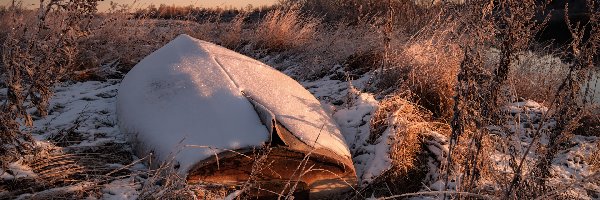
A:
[{"left": 1, "top": 47, "right": 599, "bottom": 199}]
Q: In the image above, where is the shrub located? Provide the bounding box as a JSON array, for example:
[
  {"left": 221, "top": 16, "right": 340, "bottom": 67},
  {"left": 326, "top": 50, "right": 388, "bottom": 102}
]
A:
[
  {"left": 370, "top": 27, "right": 462, "bottom": 120},
  {"left": 1, "top": 0, "right": 100, "bottom": 168},
  {"left": 395, "top": 39, "right": 462, "bottom": 120}
]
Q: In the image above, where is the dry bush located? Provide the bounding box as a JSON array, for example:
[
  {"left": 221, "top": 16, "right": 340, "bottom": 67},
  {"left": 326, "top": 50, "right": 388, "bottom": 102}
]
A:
[
  {"left": 365, "top": 22, "right": 462, "bottom": 120},
  {"left": 252, "top": 8, "right": 320, "bottom": 52},
  {"left": 484, "top": 0, "right": 549, "bottom": 115},
  {"left": 365, "top": 95, "right": 450, "bottom": 196},
  {"left": 531, "top": 1, "right": 600, "bottom": 195},
  {"left": 436, "top": 0, "right": 565, "bottom": 197},
  {"left": 1, "top": 0, "right": 100, "bottom": 168},
  {"left": 437, "top": 0, "right": 600, "bottom": 198},
  {"left": 0, "top": 7, "right": 12, "bottom": 49},
  {"left": 448, "top": 131, "right": 496, "bottom": 194},
  {"left": 392, "top": 37, "right": 462, "bottom": 120},
  {"left": 486, "top": 49, "right": 571, "bottom": 103},
  {"left": 573, "top": 111, "right": 600, "bottom": 137},
  {"left": 443, "top": 44, "right": 498, "bottom": 193}
]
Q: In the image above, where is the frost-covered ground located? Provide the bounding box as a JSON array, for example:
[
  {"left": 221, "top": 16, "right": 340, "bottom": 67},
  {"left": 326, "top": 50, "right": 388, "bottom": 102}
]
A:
[
  {"left": 0, "top": 81, "right": 145, "bottom": 199},
  {"left": 1, "top": 48, "right": 599, "bottom": 199},
  {"left": 304, "top": 72, "right": 600, "bottom": 198},
  {"left": 269, "top": 57, "right": 600, "bottom": 198},
  {"left": 1, "top": 57, "right": 391, "bottom": 199},
  {"left": 493, "top": 101, "right": 600, "bottom": 199}
]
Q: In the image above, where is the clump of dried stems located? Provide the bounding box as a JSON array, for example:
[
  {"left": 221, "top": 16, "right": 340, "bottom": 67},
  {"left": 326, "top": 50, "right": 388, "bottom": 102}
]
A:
[
  {"left": 364, "top": 95, "right": 450, "bottom": 196},
  {"left": 1, "top": 0, "right": 99, "bottom": 172}
]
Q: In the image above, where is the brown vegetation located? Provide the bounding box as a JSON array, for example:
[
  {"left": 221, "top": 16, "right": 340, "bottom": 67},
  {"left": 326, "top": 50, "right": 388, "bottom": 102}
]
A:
[
  {"left": 366, "top": 95, "right": 450, "bottom": 195},
  {"left": 1, "top": 0, "right": 599, "bottom": 199}
]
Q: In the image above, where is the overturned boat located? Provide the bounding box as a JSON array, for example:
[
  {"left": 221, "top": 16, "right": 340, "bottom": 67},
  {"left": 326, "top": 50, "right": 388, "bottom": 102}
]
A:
[{"left": 117, "top": 34, "right": 355, "bottom": 197}]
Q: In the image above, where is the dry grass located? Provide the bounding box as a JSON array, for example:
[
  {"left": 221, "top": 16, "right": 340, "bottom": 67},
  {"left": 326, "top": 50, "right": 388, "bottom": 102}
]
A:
[
  {"left": 137, "top": 158, "right": 196, "bottom": 200},
  {"left": 252, "top": 7, "right": 320, "bottom": 52},
  {"left": 366, "top": 95, "right": 450, "bottom": 195},
  {"left": 296, "top": 22, "right": 381, "bottom": 80},
  {"left": 0, "top": 141, "right": 137, "bottom": 199},
  {"left": 448, "top": 130, "right": 496, "bottom": 194},
  {"left": 488, "top": 49, "right": 571, "bottom": 104},
  {"left": 396, "top": 38, "right": 462, "bottom": 120},
  {"left": 370, "top": 28, "right": 462, "bottom": 120},
  {"left": 1, "top": 1, "right": 599, "bottom": 199},
  {"left": 590, "top": 142, "right": 600, "bottom": 172},
  {"left": 218, "top": 13, "right": 248, "bottom": 50},
  {"left": 573, "top": 111, "right": 600, "bottom": 137}
]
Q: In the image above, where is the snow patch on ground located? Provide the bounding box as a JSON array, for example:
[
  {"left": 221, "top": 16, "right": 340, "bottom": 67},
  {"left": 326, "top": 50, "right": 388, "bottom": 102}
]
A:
[
  {"left": 3, "top": 80, "right": 148, "bottom": 198},
  {"left": 102, "top": 177, "right": 141, "bottom": 200},
  {"left": 333, "top": 93, "right": 384, "bottom": 185},
  {"left": 0, "top": 161, "right": 36, "bottom": 180},
  {"left": 30, "top": 80, "right": 123, "bottom": 146},
  {"left": 492, "top": 101, "right": 600, "bottom": 198},
  {"left": 301, "top": 72, "right": 389, "bottom": 185}
]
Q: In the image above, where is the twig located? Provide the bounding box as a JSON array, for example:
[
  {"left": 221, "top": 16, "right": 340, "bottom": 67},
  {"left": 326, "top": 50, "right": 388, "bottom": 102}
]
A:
[{"left": 377, "top": 190, "right": 497, "bottom": 200}]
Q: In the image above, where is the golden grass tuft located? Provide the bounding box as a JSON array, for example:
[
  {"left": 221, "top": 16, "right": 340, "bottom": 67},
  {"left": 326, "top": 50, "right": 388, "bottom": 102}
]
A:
[
  {"left": 402, "top": 40, "right": 462, "bottom": 120},
  {"left": 376, "top": 36, "right": 462, "bottom": 120},
  {"left": 367, "top": 95, "right": 450, "bottom": 195},
  {"left": 253, "top": 8, "right": 320, "bottom": 51}
]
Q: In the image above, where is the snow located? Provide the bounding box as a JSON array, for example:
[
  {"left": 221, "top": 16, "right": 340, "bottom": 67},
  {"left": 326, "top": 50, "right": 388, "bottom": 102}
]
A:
[
  {"left": 421, "top": 131, "right": 450, "bottom": 193},
  {"left": 359, "top": 125, "right": 393, "bottom": 184},
  {"left": 491, "top": 101, "right": 600, "bottom": 198},
  {"left": 30, "top": 80, "right": 123, "bottom": 146},
  {"left": 0, "top": 161, "right": 36, "bottom": 180},
  {"left": 333, "top": 92, "right": 384, "bottom": 185},
  {"left": 15, "top": 182, "right": 96, "bottom": 200},
  {"left": 198, "top": 37, "right": 351, "bottom": 159},
  {"left": 117, "top": 34, "right": 351, "bottom": 174},
  {"left": 102, "top": 178, "right": 141, "bottom": 200},
  {"left": 589, "top": 72, "right": 600, "bottom": 104},
  {"left": 8, "top": 80, "right": 149, "bottom": 199},
  {"left": 301, "top": 69, "right": 392, "bottom": 185},
  {"left": 222, "top": 190, "right": 242, "bottom": 200}
]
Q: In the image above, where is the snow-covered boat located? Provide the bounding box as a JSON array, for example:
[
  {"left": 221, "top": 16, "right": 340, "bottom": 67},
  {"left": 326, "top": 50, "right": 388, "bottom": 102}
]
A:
[{"left": 117, "top": 35, "right": 355, "bottom": 194}]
